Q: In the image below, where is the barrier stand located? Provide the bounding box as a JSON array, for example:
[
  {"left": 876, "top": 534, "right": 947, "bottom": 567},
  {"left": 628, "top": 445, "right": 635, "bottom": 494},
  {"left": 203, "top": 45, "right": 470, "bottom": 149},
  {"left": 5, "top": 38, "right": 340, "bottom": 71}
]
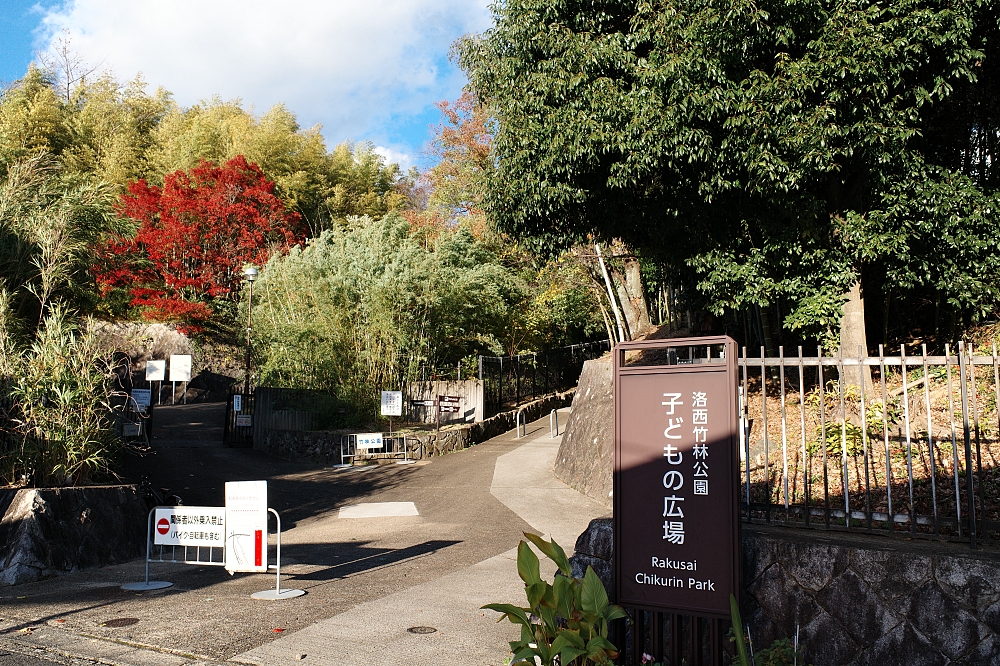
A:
[
  {"left": 251, "top": 508, "right": 305, "bottom": 600},
  {"left": 121, "top": 508, "right": 173, "bottom": 591},
  {"left": 516, "top": 409, "right": 527, "bottom": 438},
  {"left": 549, "top": 409, "right": 560, "bottom": 438}
]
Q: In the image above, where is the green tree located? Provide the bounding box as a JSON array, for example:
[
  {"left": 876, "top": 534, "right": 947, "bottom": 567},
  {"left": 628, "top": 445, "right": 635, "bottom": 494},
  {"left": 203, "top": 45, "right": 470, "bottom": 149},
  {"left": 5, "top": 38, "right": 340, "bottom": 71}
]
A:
[
  {"left": 459, "top": 0, "right": 1000, "bottom": 351},
  {"left": 151, "top": 99, "right": 406, "bottom": 234}
]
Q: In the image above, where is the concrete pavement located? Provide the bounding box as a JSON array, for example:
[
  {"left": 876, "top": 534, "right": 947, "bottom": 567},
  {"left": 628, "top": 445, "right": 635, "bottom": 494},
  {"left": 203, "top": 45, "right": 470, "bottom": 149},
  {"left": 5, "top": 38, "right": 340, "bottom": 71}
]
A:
[
  {"left": 231, "top": 409, "right": 609, "bottom": 665},
  {"left": 0, "top": 406, "right": 609, "bottom": 666}
]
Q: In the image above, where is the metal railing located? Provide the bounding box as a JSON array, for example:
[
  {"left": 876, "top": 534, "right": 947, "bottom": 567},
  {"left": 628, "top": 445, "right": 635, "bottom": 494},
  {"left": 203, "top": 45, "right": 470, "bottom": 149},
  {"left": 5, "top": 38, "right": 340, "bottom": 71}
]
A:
[
  {"left": 479, "top": 340, "right": 611, "bottom": 418},
  {"left": 739, "top": 342, "right": 1000, "bottom": 547}
]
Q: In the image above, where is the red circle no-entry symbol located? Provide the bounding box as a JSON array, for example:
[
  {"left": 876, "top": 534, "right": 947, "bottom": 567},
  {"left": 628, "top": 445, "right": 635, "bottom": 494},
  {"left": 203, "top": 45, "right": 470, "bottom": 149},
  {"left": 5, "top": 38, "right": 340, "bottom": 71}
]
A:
[{"left": 156, "top": 518, "right": 169, "bottom": 535}]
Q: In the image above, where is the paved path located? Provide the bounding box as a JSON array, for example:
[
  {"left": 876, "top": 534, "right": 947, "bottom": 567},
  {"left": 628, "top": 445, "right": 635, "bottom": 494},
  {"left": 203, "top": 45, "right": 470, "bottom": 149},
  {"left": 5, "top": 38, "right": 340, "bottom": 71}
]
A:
[
  {"left": 233, "top": 408, "right": 609, "bottom": 666},
  {"left": 0, "top": 406, "right": 609, "bottom": 666}
]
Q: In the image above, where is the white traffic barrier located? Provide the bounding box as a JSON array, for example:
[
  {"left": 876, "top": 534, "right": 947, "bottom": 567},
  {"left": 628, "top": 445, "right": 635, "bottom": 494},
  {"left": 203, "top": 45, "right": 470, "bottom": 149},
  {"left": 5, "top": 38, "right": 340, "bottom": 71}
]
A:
[
  {"left": 251, "top": 508, "right": 305, "bottom": 600},
  {"left": 122, "top": 481, "right": 304, "bottom": 601},
  {"left": 122, "top": 507, "right": 175, "bottom": 591},
  {"left": 516, "top": 409, "right": 526, "bottom": 438},
  {"left": 549, "top": 409, "right": 560, "bottom": 438}
]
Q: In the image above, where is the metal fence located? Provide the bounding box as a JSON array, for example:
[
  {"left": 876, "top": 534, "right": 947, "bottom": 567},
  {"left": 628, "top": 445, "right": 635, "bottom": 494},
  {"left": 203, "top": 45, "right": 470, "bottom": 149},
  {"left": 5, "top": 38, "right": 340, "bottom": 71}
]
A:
[
  {"left": 479, "top": 340, "right": 611, "bottom": 418},
  {"left": 739, "top": 342, "right": 1000, "bottom": 547}
]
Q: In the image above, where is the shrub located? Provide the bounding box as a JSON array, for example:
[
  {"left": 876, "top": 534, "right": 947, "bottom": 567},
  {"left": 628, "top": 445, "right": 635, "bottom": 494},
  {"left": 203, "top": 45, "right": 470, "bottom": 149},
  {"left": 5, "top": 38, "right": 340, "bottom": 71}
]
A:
[
  {"left": 0, "top": 298, "right": 124, "bottom": 487},
  {"left": 483, "top": 533, "right": 626, "bottom": 666}
]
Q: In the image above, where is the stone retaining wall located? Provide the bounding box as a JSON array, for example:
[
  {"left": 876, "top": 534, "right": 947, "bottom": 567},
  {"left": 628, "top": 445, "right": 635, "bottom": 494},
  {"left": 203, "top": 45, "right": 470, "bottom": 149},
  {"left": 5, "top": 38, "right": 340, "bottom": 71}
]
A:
[
  {"left": 257, "top": 390, "right": 574, "bottom": 464},
  {"left": 0, "top": 486, "right": 148, "bottom": 585},
  {"left": 569, "top": 518, "right": 1000, "bottom": 665},
  {"left": 554, "top": 359, "right": 612, "bottom": 507}
]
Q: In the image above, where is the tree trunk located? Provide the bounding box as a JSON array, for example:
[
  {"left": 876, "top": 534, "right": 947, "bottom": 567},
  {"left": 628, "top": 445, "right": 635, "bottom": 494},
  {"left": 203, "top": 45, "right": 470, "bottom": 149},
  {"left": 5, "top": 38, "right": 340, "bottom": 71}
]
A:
[
  {"left": 840, "top": 280, "right": 873, "bottom": 391},
  {"left": 610, "top": 256, "right": 653, "bottom": 338}
]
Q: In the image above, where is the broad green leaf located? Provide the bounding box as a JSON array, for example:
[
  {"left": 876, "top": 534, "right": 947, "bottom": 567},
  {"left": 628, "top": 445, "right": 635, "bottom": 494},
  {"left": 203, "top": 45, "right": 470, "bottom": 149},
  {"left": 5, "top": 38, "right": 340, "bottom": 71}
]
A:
[
  {"left": 581, "top": 566, "right": 610, "bottom": 614},
  {"left": 482, "top": 603, "right": 531, "bottom": 627},
  {"left": 517, "top": 540, "right": 541, "bottom": 585},
  {"left": 524, "top": 532, "right": 571, "bottom": 575}
]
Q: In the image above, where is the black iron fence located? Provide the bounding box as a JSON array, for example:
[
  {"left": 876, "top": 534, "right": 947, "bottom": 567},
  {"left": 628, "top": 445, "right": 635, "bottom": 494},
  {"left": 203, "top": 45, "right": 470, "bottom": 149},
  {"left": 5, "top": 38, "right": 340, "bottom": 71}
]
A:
[
  {"left": 479, "top": 340, "right": 611, "bottom": 418},
  {"left": 740, "top": 342, "right": 1000, "bottom": 548}
]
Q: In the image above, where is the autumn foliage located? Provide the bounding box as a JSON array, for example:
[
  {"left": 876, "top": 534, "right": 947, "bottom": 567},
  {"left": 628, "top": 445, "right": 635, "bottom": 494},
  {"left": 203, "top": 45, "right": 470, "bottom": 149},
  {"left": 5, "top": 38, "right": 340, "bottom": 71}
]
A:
[{"left": 93, "top": 156, "right": 304, "bottom": 325}]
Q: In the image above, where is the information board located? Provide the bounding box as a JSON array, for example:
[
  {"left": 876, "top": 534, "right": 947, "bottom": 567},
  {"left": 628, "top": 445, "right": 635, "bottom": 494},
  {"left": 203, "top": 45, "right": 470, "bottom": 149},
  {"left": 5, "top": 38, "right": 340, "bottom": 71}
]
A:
[
  {"left": 233, "top": 394, "right": 243, "bottom": 412},
  {"left": 614, "top": 336, "right": 740, "bottom": 618},
  {"left": 145, "top": 360, "right": 166, "bottom": 382},
  {"left": 154, "top": 506, "right": 226, "bottom": 547},
  {"left": 169, "top": 354, "right": 192, "bottom": 382},
  {"left": 224, "top": 481, "right": 268, "bottom": 573},
  {"left": 381, "top": 391, "right": 403, "bottom": 417},
  {"left": 131, "top": 388, "right": 151, "bottom": 410}
]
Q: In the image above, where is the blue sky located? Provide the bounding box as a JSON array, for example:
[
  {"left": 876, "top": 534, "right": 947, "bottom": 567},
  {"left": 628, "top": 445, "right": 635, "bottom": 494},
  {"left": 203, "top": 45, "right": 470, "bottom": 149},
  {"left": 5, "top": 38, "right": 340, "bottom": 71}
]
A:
[{"left": 0, "top": 0, "right": 494, "bottom": 168}]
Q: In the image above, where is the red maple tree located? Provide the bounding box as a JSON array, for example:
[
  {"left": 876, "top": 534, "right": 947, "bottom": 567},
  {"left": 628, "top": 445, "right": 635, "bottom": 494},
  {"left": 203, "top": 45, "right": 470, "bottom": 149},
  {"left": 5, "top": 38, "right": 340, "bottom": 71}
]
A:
[{"left": 93, "top": 156, "right": 304, "bottom": 326}]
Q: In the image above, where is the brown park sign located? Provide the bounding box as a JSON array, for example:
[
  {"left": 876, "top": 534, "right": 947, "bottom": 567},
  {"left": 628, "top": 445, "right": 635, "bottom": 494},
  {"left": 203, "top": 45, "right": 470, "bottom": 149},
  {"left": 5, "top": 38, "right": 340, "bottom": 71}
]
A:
[{"left": 614, "top": 336, "right": 740, "bottom": 618}]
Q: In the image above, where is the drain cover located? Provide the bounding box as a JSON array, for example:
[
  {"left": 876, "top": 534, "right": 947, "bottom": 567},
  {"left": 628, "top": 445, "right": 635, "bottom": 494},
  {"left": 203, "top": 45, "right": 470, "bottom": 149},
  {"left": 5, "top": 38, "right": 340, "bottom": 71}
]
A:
[
  {"left": 407, "top": 626, "right": 437, "bottom": 634},
  {"left": 101, "top": 618, "right": 139, "bottom": 628}
]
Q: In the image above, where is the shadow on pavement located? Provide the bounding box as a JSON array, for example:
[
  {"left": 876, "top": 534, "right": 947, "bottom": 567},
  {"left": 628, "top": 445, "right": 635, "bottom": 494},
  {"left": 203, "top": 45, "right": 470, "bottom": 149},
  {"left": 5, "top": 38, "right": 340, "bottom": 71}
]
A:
[
  {"left": 118, "top": 402, "right": 417, "bottom": 526},
  {"left": 284, "top": 539, "right": 461, "bottom": 583}
]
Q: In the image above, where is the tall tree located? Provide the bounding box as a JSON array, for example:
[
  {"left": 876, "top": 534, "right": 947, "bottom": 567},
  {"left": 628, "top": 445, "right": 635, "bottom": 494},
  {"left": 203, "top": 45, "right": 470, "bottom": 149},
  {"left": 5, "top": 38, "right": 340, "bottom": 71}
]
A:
[
  {"left": 459, "top": 0, "right": 1000, "bottom": 354},
  {"left": 92, "top": 156, "right": 304, "bottom": 326}
]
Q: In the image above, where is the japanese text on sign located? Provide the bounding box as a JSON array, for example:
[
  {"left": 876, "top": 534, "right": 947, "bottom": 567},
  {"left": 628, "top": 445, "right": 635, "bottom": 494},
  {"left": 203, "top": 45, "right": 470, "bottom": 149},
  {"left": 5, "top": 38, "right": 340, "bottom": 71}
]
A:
[{"left": 154, "top": 507, "right": 225, "bottom": 547}]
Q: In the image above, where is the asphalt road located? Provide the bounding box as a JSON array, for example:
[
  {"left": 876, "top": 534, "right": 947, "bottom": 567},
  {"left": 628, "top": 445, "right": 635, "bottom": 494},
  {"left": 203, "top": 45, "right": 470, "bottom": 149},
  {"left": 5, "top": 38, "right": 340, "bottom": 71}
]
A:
[{"left": 0, "top": 402, "right": 538, "bottom": 662}]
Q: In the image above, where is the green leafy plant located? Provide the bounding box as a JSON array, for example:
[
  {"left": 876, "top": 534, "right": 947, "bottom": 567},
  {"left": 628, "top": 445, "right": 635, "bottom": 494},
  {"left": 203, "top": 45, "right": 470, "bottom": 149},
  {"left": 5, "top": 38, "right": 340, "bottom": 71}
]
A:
[
  {"left": 483, "top": 533, "right": 626, "bottom": 666},
  {"left": 730, "top": 594, "right": 751, "bottom": 666},
  {"left": 0, "top": 300, "right": 124, "bottom": 486}
]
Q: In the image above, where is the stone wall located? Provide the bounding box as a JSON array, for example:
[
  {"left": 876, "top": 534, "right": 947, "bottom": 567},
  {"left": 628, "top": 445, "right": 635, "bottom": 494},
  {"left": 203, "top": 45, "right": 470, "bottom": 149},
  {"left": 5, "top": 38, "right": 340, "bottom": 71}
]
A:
[
  {"left": 469, "top": 390, "right": 575, "bottom": 443},
  {"left": 0, "top": 486, "right": 148, "bottom": 585},
  {"left": 554, "top": 359, "right": 613, "bottom": 508},
  {"left": 257, "top": 390, "right": 574, "bottom": 464},
  {"left": 569, "top": 518, "right": 1000, "bottom": 665}
]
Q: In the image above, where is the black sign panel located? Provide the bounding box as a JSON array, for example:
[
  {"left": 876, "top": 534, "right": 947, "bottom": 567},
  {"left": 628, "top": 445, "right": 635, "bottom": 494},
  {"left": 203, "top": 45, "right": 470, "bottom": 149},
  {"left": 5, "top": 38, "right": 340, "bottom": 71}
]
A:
[{"left": 613, "top": 336, "right": 740, "bottom": 618}]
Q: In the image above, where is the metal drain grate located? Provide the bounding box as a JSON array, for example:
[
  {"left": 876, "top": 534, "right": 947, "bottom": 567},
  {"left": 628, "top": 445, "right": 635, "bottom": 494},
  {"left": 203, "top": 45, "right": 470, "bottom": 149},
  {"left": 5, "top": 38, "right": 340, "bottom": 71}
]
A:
[{"left": 101, "top": 618, "right": 140, "bottom": 628}]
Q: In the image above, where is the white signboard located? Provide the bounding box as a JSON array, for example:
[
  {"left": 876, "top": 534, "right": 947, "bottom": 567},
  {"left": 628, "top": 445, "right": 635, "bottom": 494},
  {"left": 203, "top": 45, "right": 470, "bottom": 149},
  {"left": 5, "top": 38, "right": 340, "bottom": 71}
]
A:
[
  {"left": 236, "top": 414, "right": 252, "bottom": 427},
  {"left": 356, "top": 433, "right": 384, "bottom": 450},
  {"left": 153, "top": 507, "right": 226, "bottom": 547},
  {"left": 169, "top": 354, "right": 192, "bottom": 382},
  {"left": 224, "top": 480, "right": 268, "bottom": 573},
  {"left": 233, "top": 394, "right": 243, "bottom": 412},
  {"left": 380, "top": 391, "right": 402, "bottom": 417},
  {"left": 131, "top": 389, "right": 151, "bottom": 409},
  {"left": 145, "top": 360, "right": 166, "bottom": 382}
]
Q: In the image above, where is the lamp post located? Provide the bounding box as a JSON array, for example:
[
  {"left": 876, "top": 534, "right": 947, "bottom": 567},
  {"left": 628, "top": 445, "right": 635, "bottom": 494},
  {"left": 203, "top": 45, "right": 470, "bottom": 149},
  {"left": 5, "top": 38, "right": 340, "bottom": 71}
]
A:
[{"left": 243, "top": 266, "right": 258, "bottom": 395}]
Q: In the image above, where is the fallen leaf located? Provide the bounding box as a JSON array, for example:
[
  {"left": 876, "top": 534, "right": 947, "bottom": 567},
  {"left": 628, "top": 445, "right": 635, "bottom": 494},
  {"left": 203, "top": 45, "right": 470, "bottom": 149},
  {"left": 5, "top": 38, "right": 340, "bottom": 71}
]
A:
[{"left": 273, "top": 628, "right": 284, "bottom": 633}]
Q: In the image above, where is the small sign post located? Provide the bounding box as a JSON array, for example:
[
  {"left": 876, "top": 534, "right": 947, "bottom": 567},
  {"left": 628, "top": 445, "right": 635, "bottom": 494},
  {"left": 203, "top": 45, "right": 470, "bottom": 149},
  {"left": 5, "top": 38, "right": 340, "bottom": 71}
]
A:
[
  {"left": 131, "top": 388, "right": 151, "bottom": 411},
  {"left": 169, "top": 354, "right": 192, "bottom": 405},
  {"left": 233, "top": 394, "right": 242, "bottom": 412},
  {"left": 381, "top": 390, "right": 402, "bottom": 434},
  {"left": 614, "top": 336, "right": 740, "bottom": 619},
  {"left": 146, "top": 360, "right": 166, "bottom": 405}
]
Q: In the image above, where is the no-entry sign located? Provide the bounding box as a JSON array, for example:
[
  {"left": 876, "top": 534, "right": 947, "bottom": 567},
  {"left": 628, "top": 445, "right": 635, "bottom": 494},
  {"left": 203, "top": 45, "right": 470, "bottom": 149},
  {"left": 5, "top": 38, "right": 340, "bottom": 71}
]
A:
[
  {"left": 153, "top": 507, "right": 226, "bottom": 547},
  {"left": 614, "top": 336, "right": 740, "bottom": 618}
]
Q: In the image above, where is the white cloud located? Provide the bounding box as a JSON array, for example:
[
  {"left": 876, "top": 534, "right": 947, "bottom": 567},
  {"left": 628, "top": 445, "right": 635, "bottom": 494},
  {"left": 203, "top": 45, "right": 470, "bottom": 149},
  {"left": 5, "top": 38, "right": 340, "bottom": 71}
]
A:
[
  {"left": 373, "top": 145, "right": 413, "bottom": 170},
  {"left": 38, "top": 0, "right": 492, "bottom": 151}
]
